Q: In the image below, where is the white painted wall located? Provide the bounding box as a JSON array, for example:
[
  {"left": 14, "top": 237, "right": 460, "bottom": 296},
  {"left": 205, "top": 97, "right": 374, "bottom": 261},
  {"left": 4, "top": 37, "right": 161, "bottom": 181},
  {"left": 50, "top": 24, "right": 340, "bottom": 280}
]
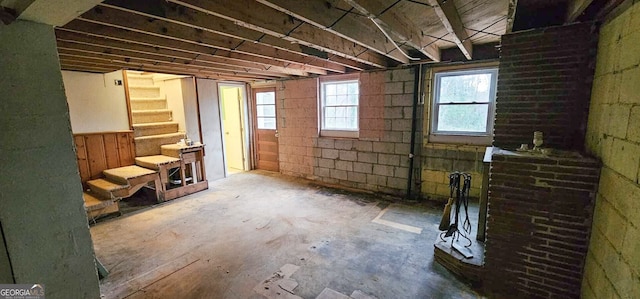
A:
[
  {"left": 62, "top": 70, "right": 129, "bottom": 133},
  {"left": 196, "top": 78, "right": 226, "bottom": 180},
  {"left": 160, "top": 78, "right": 187, "bottom": 134},
  {"left": 181, "top": 78, "right": 202, "bottom": 143}
]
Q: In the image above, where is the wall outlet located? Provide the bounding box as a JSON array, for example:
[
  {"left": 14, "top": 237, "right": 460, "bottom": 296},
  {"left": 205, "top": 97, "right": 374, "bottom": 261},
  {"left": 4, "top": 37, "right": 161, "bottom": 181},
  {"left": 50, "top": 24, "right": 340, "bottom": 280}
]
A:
[{"left": 114, "top": 79, "right": 123, "bottom": 86}]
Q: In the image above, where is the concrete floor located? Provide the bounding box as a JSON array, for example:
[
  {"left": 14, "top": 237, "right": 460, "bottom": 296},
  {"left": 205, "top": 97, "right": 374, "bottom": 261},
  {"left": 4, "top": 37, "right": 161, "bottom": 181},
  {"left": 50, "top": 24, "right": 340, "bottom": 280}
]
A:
[{"left": 91, "top": 171, "right": 483, "bottom": 299}]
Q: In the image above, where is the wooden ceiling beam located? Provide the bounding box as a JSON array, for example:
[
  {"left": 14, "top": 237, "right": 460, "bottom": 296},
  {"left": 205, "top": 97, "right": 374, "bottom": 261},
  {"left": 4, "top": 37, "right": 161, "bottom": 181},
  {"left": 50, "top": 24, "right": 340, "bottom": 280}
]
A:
[
  {"left": 566, "top": 0, "right": 594, "bottom": 22},
  {"left": 506, "top": 0, "right": 518, "bottom": 33},
  {"left": 105, "top": 0, "right": 383, "bottom": 69},
  {"left": 56, "top": 26, "right": 326, "bottom": 76},
  {"left": 426, "top": 0, "right": 473, "bottom": 60},
  {"left": 57, "top": 42, "right": 295, "bottom": 78},
  {"left": 56, "top": 31, "right": 309, "bottom": 76},
  {"left": 60, "top": 64, "right": 119, "bottom": 73},
  {"left": 75, "top": 5, "right": 346, "bottom": 73},
  {"left": 341, "top": 0, "right": 440, "bottom": 62},
  {"left": 58, "top": 56, "right": 270, "bottom": 81},
  {"left": 257, "top": 0, "right": 410, "bottom": 64}
]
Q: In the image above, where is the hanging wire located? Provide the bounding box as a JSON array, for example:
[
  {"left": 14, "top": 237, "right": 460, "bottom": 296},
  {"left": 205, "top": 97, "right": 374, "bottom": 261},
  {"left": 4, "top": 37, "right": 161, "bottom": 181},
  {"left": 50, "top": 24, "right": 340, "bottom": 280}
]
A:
[{"left": 369, "top": 17, "right": 421, "bottom": 61}]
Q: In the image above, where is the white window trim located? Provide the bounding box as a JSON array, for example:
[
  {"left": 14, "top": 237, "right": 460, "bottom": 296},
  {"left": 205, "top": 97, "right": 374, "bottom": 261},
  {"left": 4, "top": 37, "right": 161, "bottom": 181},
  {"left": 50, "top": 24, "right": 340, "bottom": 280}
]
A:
[
  {"left": 319, "top": 78, "right": 360, "bottom": 138},
  {"left": 429, "top": 68, "right": 498, "bottom": 145}
]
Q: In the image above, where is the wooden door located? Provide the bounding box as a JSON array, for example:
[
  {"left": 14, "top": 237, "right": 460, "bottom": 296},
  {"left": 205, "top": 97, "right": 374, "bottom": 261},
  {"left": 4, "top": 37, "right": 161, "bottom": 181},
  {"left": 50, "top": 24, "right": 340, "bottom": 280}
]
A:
[{"left": 253, "top": 88, "right": 279, "bottom": 171}]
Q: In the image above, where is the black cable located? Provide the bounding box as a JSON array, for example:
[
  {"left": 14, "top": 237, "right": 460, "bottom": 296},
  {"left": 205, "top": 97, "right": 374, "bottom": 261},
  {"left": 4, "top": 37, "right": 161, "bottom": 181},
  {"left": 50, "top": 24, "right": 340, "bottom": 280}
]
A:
[{"left": 378, "top": 0, "right": 402, "bottom": 16}]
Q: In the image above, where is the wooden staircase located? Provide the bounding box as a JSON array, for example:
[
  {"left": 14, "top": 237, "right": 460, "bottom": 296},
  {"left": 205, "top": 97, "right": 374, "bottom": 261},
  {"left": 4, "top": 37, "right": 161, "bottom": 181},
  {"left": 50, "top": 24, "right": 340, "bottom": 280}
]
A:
[
  {"left": 127, "top": 72, "right": 184, "bottom": 157},
  {"left": 83, "top": 165, "right": 162, "bottom": 221}
]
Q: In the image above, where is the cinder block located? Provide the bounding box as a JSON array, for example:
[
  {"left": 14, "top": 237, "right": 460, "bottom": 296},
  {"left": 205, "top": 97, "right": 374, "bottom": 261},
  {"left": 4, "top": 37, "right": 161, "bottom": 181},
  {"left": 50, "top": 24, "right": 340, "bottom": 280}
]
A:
[
  {"left": 378, "top": 154, "right": 400, "bottom": 166},
  {"left": 435, "top": 183, "right": 451, "bottom": 197},
  {"left": 335, "top": 139, "right": 354, "bottom": 150},
  {"left": 593, "top": 198, "right": 627, "bottom": 250},
  {"left": 621, "top": 224, "right": 640, "bottom": 278},
  {"left": 314, "top": 167, "right": 331, "bottom": 178},
  {"left": 402, "top": 132, "right": 413, "bottom": 143},
  {"left": 318, "top": 158, "right": 335, "bottom": 169},
  {"left": 372, "top": 142, "right": 395, "bottom": 153},
  {"left": 353, "top": 140, "right": 373, "bottom": 152},
  {"left": 373, "top": 164, "right": 394, "bottom": 176},
  {"left": 628, "top": 105, "right": 640, "bottom": 142},
  {"left": 339, "top": 150, "right": 358, "bottom": 161},
  {"left": 335, "top": 160, "right": 354, "bottom": 171},
  {"left": 367, "top": 174, "right": 387, "bottom": 186},
  {"left": 330, "top": 169, "right": 348, "bottom": 180},
  {"left": 399, "top": 156, "right": 411, "bottom": 167},
  {"left": 385, "top": 82, "right": 404, "bottom": 95},
  {"left": 381, "top": 133, "right": 403, "bottom": 143},
  {"left": 353, "top": 162, "right": 373, "bottom": 174},
  {"left": 421, "top": 181, "right": 437, "bottom": 194},
  {"left": 392, "top": 119, "right": 412, "bottom": 132},
  {"left": 425, "top": 157, "right": 453, "bottom": 172},
  {"left": 387, "top": 177, "right": 406, "bottom": 189},
  {"left": 609, "top": 138, "right": 640, "bottom": 181},
  {"left": 394, "top": 167, "right": 409, "bottom": 179},
  {"left": 391, "top": 94, "right": 413, "bottom": 107},
  {"left": 384, "top": 95, "right": 393, "bottom": 107},
  {"left": 606, "top": 104, "right": 631, "bottom": 139},
  {"left": 384, "top": 107, "right": 404, "bottom": 119},
  {"left": 403, "top": 107, "right": 414, "bottom": 119},
  {"left": 322, "top": 148, "right": 340, "bottom": 159},
  {"left": 358, "top": 152, "right": 378, "bottom": 163},
  {"left": 404, "top": 81, "right": 415, "bottom": 95},
  {"left": 423, "top": 170, "right": 446, "bottom": 183},
  {"left": 619, "top": 33, "right": 640, "bottom": 71},
  {"left": 453, "top": 159, "right": 477, "bottom": 172},
  {"left": 317, "top": 138, "right": 335, "bottom": 149},
  {"left": 387, "top": 68, "right": 415, "bottom": 82},
  {"left": 348, "top": 171, "right": 367, "bottom": 183},
  {"left": 395, "top": 143, "right": 411, "bottom": 155}
]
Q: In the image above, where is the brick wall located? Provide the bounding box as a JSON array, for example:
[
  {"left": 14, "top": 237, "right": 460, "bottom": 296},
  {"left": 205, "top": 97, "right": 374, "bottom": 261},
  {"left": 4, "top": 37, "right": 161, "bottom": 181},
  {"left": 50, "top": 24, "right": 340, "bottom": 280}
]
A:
[
  {"left": 276, "top": 68, "right": 417, "bottom": 196},
  {"left": 494, "top": 22, "right": 598, "bottom": 151},
  {"left": 582, "top": 2, "right": 640, "bottom": 298},
  {"left": 485, "top": 151, "right": 599, "bottom": 298}
]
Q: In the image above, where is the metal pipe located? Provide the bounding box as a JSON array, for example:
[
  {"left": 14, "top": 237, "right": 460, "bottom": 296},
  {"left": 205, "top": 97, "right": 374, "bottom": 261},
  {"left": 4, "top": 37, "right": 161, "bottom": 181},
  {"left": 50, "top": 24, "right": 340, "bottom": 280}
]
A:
[{"left": 406, "top": 64, "right": 424, "bottom": 199}]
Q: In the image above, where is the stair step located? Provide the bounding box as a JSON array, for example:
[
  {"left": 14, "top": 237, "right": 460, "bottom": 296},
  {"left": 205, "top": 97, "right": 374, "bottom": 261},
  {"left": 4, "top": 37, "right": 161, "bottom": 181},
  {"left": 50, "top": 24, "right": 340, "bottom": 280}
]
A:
[
  {"left": 103, "top": 165, "right": 158, "bottom": 186},
  {"left": 131, "top": 97, "right": 167, "bottom": 110},
  {"left": 133, "top": 122, "right": 179, "bottom": 137},
  {"left": 126, "top": 75, "right": 154, "bottom": 86},
  {"left": 132, "top": 109, "right": 172, "bottom": 124},
  {"left": 87, "top": 179, "right": 129, "bottom": 199},
  {"left": 129, "top": 85, "right": 161, "bottom": 98},
  {"left": 83, "top": 191, "right": 120, "bottom": 219},
  {"left": 134, "top": 132, "right": 184, "bottom": 156}
]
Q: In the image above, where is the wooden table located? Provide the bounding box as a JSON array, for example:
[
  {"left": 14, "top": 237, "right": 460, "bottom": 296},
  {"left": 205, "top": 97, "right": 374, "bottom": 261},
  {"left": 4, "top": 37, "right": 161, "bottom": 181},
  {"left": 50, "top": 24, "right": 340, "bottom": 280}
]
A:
[{"left": 160, "top": 143, "right": 208, "bottom": 200}]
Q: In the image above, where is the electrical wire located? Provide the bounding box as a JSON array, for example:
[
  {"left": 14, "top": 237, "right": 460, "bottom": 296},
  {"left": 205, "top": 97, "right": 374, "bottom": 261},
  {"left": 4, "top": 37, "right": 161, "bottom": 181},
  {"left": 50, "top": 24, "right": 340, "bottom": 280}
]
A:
[{"left": 368, "top": 17, "right": 421, "bottom": 61}]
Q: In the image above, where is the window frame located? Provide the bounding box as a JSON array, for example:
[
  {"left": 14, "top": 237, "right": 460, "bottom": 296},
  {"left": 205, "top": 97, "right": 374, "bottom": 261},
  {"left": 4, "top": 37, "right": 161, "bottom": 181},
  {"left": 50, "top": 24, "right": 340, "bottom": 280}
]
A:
[
  {"left": 255, "top": 90, "right": 277, "bottom": 130},
  {"left": 319, "top": 77, "right": 360, "bottom": 138},
  {"left": 429, "top": 67, "right": 498, "bottom": 145}
]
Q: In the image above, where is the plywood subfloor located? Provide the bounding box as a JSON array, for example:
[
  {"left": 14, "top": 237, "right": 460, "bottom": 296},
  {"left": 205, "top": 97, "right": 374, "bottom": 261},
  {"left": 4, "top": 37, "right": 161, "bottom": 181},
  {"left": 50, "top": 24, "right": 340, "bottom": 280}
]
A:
[{"left": 91, "top": 170, "right": 484, "bottom": 299}]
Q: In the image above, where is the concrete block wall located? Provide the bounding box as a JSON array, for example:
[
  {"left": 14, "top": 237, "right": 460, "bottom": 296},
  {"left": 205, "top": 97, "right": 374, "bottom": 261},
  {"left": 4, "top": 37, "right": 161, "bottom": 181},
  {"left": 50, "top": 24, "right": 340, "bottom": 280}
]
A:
[
  {"left": 582, "top": 2, "right": 640, "bottom": 298},
  {"left": 421, "top": 144, "right": 485, "bottom": 199},
  {"left": 277, "top": 68, "right": 417, "bottom": 196},
  {"left": 276, "top": 78, "right": 319, "bottom": 179},
  {"left": 494, "top": 22, "right": 598, "bottom": 151}
]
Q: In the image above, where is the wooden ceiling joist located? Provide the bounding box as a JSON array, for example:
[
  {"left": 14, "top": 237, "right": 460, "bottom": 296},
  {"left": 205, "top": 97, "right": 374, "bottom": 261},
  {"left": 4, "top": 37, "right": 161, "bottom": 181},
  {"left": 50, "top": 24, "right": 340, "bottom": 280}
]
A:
[
  {"left": 74, "top": 5, "right": 347, "bottom": 73},
  {"left": 59, "top": 56, "right": 268, "bottom": 82},
  {"left": 341, "top": 0, "right": 441, "bottom": 62},
  {"left": 257, "top": 0, "right": 413, "bottom": 65},
  {"left": 105, "top": 0, "right": 384, "bottom": 69},
  {"left": 426, "top": 0, "right": 473, "bottom": 60},
  {"left": 56, "top": 26, "right": 327, "bottom": 76},
  {"left": 56, "top": 42, "right": 295, "bottom": 78},
  {"left": 56, "top": 33, "right": 310, "bottom": 77}
]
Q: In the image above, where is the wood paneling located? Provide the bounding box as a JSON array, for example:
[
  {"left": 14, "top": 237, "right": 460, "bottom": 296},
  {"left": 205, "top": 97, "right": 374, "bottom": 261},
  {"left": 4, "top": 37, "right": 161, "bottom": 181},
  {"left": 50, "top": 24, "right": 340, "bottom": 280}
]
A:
[{"left": 74, "top": 131, "right": 136, "bottom": 186}]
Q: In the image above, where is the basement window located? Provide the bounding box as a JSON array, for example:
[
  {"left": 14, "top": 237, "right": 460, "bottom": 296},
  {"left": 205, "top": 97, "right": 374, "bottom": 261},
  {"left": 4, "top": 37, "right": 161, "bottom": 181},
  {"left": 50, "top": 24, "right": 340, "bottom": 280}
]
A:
[
  {"left": 320, "top": 79, "right": 359, "bottom": 138},
  {"left": 430, "top": 68, "right": 498, "bottom": 145}
]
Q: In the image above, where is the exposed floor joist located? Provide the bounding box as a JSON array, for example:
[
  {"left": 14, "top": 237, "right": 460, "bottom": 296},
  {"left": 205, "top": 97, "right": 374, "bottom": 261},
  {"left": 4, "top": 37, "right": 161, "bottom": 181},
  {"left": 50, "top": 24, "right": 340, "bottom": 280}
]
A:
[
  {"left": 72, "top": 5, "right": 348, "bottom": 73},
  {"left": 56, "top": 27, "right": 327, "bottom": 76},
  {"left": 257, "top": 0, "right": 412, "bottom": 65},
  {"left": 341, "top": 0, "right": 441, "bottom": 62},
  {"left": 426, "top": 0, "right": 473, "bottom": 60}
]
